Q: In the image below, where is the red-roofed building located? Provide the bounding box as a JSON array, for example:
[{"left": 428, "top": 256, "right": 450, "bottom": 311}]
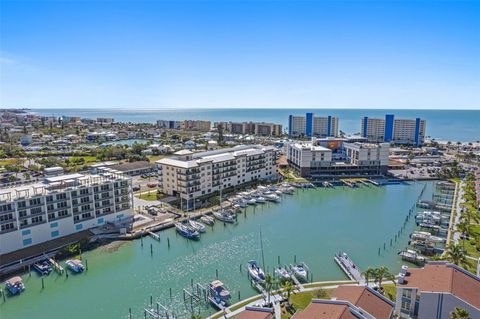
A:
[
  {"left": 234, "top": 306, "right": 274, "bottom": 319},
  {"left": 395, "top": 262, "right": 480, "bottom": 318},
  {"left": 293, "top": 285, "right": 394, "bottom": 319}
]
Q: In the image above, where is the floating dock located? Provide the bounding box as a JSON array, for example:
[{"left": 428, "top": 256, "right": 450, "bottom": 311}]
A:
[{"left": 334, "top": 252, "right": 364, "bottom": 282}]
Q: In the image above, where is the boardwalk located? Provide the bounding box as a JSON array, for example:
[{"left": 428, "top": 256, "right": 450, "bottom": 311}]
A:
[{"left": 334, "top": 252, "right": 364, "bottom": 283}]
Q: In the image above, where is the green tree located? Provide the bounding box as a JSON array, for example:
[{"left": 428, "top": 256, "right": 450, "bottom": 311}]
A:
[
  {"left": 445, "top": 244, "right": 468, "bottom": 267},
  {"left": 372, "top": 266, "right": 395, "bottom": 291},
  {"left": 362, "top": 267, "right": 376, "bottom": 286},
  {"left": 451, "top": 307, "right": 471, "bottom": 319},
  {"left": 281, "top": 279, "right": 294, "bottom": 304},
  {"left": 264, "top": 273, "right": 277, "bottom": 305}
]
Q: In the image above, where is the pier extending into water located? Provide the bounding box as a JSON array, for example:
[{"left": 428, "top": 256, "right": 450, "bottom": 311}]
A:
[{"left": 334, "top": 252, "right": 364, "bottom": 283}]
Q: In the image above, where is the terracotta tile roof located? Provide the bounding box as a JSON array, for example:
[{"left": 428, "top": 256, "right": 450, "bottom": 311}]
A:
[
  {"left": 292, "top": 302, "right": 357, "bottom": 319},
  {"left": 334, "top": 286, "right": 393, "bottom": 319},
  {"left": 235, "top": 307, "right": 274, "bottom": 319},
  {"left": 398, "top": 262, "right": 480, "bottom": 309}
]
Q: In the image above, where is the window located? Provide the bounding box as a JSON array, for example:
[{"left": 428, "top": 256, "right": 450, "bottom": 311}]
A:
[
  {"left": 56, "top": 193, "right": 67, "bottom": 200},
  {"left": 21, "top": 229, "right": 31, "bottom": 236},
  {"left": 32, "top": 216, "right": 43, "bottom": 223},
  {"left": 51, "top": 230, "right": 59, "bottom": 238},
  {"left": 17, "top": 201, "right": 26, "bottom": 208},
  {"left": 98, "top": 218, "right": 104, "bottom": 224},
  {"left": 1, "top": 223, "right": 15, "bottom": 231},
  {"left": 75, "top": 224, "right": 83, "bottom": 230},
  {"left": 29, "top": 198, "right": 41, "bottom": 206},
  {"left": 31, "top": 207, "right": 42, "bottom": 215},
  {"left": 58, "top": 210, "right": 68, "bottom": 217},
  {"left": 48, "top": 213, "right": 55, "bottom": 220},
  {"left": 23, "top": 238, "right": 32, "bottom": 246},
  {"left": 50, "top": 222, "right": 58, "bottom": 228},
  {"left": 0, "top": 213, "right": 13, "bottom": 222}
]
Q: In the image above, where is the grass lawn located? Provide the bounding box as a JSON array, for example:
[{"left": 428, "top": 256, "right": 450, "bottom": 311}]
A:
[
  {"left": 382, "top": 284, "right": 397, "bottom": 302},
  {"left": 0, "top": 158, "right": 23, "bottom": 167},
  {"left": 136, "top": 191, "right": 161, "bottom": 201},
  {"left": 281, "top": 289, "right": 333, "bottom": 319}
]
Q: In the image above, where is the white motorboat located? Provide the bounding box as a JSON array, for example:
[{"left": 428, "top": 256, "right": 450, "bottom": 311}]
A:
[
  {"left": 255, "top": 196, "right": 266, "bottom": 203},
  {"left": 275, "top": 266, "right": 291, "bottom": 280},
  {"left": 264, "top": 194, "right": 280, "bottom": 202},
  {"left": 188, "top": 219, "right": 206, "bottom": 233},
  {"left": 201, "top": 215, "right": 215, "bottom": 225},
  {"left": 290, "top": 263, "right": 308, "bottom": 281}
]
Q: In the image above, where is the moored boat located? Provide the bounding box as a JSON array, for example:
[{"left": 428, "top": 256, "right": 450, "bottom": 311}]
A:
[
  {"left": 290, "top": 263, "right": 309, "bottom": 281},
  {"left": 33, "top": 259, "right": 52, "bottom": 276},
  {"left": 275, "top": 266, "right": 291, "bottom": 280},
  {"left": 65, "top": 259, "right": 85, "bottom": 273},
  {"left": 188, "top": 219, "right": 206, "bottom": 233},
  {"left": 208, "top": 280, "right": 231, "bottom": 309},
  {"left": 175, "top": 222, "right": 200, "bottom": 240},
  {"left": 200, "top": 215, "right": 215, "bottom": 225},
  {"left": 247, "top": 260, "right": 265, "bottom": 283},
  {"left": 5, "top": 276, "right": 25, "bottom": 295},
  {"left": 212, "top": 210, "right": 236, "bottom": 223}
]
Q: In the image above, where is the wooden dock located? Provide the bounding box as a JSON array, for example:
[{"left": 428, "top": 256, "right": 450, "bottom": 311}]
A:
[{"left": 334, "top": 252, "right": 364, "bottom": 283}]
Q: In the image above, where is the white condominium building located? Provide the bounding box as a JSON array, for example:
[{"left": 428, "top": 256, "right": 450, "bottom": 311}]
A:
[
  {"left": 0, "top": 171, "right": 133, "bottom": 255},
  {"left": 215, "top": 121, "right": 282, "bottom": 136},
  {"left": 361, "top": 114, "right": 426, "bottom": 146},
  {"left": 286, "top": 140, "right": 389, "bottom": 177},
  {"left": 156, "top": 145, "right": 278, "bottom": 205},
  {"left": 288, "top": 113, "right": 338, "bottom": 138}
]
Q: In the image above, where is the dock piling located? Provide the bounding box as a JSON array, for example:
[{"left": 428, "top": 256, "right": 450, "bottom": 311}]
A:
[
  {"left": 169, "top": 287, "right": 172, "bottom": 301},
  {"left": 294, "top": 255, "right": 297, "bottom": 263},
  {"left": 86, "top": 259, "right": 88, "bottom": 271},
  {"left": 150, "top": 243, "right": 153, "bottom": 255},
  {"left": 167, "top": 237, "right": 170, "bottom": 248},
  {"left": 215, "top": 269, "right": 218, "bottom": 279},
  {"left": 277, "top": 255, "right": 280, "bottom": 265},
  {"left": 2, "top": 289, "right": 5, "bottom": 302},
  {"left": 42, "top": 277, "right": 45, "bottom": 289}
]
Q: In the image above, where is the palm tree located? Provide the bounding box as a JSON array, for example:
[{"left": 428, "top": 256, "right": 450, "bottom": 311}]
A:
[
  {"left": 373, "top": 266, "right": 395, "bottom": 291},
  {"left": 362, "top": 268, "right": 376, "bottom": 286},
  {"left": 281, "top": 279, "right": 294, "bottom": 304},
  {"left": 264, "top": 273, "right": 277, "bottom": 305},
  {"left": 445, "top": 244, "right": 468, "bottom": 267},
  {"left": 450, "top": 307, "right": 471, "bottom": 319}
]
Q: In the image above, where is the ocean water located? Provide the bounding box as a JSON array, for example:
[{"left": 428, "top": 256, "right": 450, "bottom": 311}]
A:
[
  {"left": 31, "top": 108, "right": 480, "bottom": 142},
  {"left": 1, "top": 182, "right": 433, "bottom": 319}
]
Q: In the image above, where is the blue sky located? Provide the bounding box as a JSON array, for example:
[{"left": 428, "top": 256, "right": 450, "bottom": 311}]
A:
[{"left": 1, "top": 0, "right": 479, "bottom": 109}]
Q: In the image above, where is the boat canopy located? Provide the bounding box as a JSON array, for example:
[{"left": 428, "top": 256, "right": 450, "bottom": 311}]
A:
[
  {"left": 5, "top": 276, "right": 22, "bottom": 285},
  {"left": 211, "top": 280, "right": 224, "bottom": 288}
]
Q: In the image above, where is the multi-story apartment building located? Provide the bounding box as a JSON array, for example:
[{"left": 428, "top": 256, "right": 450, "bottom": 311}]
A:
[
  {"left": 156, "top": 145, "right": 278, "bottom": 205},
  {"left": 215, "top": 121, "right": 282, "bottom": 137},
  {"left": 395, "top": 262, "right": 480, "bottom": 319},
  {"left": 157, "top": 120, "right": 181, "bottom": 130},
  {"left": 0, "top": 171, "right": 133, "bottom": 254},
  {"left": 157, "top": 119, "right": 211, "bottom": 131},
  {"left": 361, "top": 114, "right": 426, "bottom": 146},
  {"left": 182, "top": 120, "right": 211, "bottom": 132},
  {"left": 288, "top": 113, "right": 338, "bottom": 138},
  {"left": 286, "top": 139, "right": 389, "bottom": 177}
]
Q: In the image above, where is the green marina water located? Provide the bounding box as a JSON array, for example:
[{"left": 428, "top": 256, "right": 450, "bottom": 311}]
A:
[{"left": 1, "top": 181, "right": 433, "bottom": 319}]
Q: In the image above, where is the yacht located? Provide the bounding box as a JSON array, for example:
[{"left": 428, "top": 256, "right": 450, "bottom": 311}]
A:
[
  {"left": 33, "top": 260, "right": 52, "bottom": 276},
  {"left": 65, "top": 259, "right": 85, "bottom": 273},
  {"left": 247, "top": 260, "right": 265, "bottom": 283},
  {"left": 275, "top": 266, "right": 291, "bottom": 280},
  {"left": 290, "top": 263, "right": 308, "bottom": 281},
  {"left": 5, "top": 276, "right": 25, "bottom": 295},
  {"left": 264, "top": 193, "right": 280, "bottom": 202},
  {"left": 208, "top": 280, "right": 231, "bottom": 309},
  {"left": 213, "top": 210, "right": 236, "bottom": 223},
  {"left": 200, "top": 215, "right": 215, "bottom": 225},
  {"left": 188, "top": 219, "right": 206, "bottom": 233},
  {"left": 175, "top": 222, "right": 200, "bottom": 240}
]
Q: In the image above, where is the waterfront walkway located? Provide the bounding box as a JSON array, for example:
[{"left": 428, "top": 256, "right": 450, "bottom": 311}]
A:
[{"left": 206, "top": 280, "right": 356, "bottom": 319}]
